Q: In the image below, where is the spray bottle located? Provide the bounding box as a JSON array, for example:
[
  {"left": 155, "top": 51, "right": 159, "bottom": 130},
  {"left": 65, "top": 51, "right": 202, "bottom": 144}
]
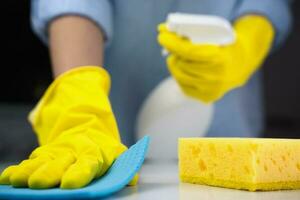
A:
[{"left": 136, "top": 13, "right": 235, "bottom": 160}]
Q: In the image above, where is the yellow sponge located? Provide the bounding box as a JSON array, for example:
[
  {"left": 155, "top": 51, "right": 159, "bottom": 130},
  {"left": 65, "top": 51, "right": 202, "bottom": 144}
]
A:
[{"left": 179, "top": 138, "right": 300, "bottom": 191}]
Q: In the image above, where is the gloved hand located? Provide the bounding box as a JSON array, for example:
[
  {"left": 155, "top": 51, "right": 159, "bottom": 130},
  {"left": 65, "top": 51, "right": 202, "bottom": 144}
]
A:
[
  {"left": 158, "top": 15, "right": 275, "bottom": 102},
  {"left": 0, "top": 66, "right": 137, "bottom": 189}
]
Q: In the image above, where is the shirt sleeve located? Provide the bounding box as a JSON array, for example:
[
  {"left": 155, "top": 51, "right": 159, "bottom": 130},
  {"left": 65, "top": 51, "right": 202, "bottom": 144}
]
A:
[
  {"left": 232, "top": 0, "right": 293, "bottom": 50},
  {"left": 31, "top": 0, "right": 113, "bottom": 45}
]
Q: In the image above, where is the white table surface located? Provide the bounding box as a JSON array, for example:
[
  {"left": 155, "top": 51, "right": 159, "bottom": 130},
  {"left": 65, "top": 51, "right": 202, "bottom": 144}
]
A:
[
  {"left": 105, "top": 161, "right": 300, "bottom": 200},
  {"left": 1, "top": 162, "right": 300, "bottom": 200}
]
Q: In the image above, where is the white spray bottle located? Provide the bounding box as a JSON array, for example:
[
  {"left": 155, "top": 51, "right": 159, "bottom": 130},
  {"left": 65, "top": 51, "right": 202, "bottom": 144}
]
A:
[{"left": 136, "top": 13, "right": 235, "bottom": 160}]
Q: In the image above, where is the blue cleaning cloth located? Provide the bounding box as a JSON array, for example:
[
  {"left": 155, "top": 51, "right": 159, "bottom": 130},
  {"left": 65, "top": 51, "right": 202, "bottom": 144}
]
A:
[{"left": 0, "top": 136, "right": 149, "bottom": 200}]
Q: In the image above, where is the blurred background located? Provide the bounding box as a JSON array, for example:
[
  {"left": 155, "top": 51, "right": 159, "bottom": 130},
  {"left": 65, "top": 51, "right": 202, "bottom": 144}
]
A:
[{"left": 0, "top": 1, "right": 299, "bottom": 162}]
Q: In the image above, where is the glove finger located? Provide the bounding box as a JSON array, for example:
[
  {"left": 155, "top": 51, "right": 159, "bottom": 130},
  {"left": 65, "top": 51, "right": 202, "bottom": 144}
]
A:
[
  {"left": 157, "top": 23, "right": 168, "bottom": 32},
  {"left": 9, "top": 156, "right": 51, "bottom": 187},
  {"left": 167, "top": 55, "right": 224, "bottom": 80},
  {"left": 168, "top": 61, "right": 225, "bottom": 102},
  {"left": 86, "top": 132, "right": 127, "bottom": 177},
  {"left": 28, "top": 152, "right": 75, "bottom": 189},
  {"left": 61, "top": 155, "right": 102, "bottom": 189},
  {"left": 0, "top": 165, "right": 18, "bottom": 185},
  {"left": 158, "top": 31, "right": 220, "bottom": 61},
  {"left": 167, "top": 55, "right": 222, "bottom": 85},
  {"left": 179, "top": 82, "right": 223, "bottom": 103},
  {"left": 169, "top": 55, "right": 243, "bottom": 101},
  {"left": 127, "top": 174, "right": 139, "bottom": 186}
]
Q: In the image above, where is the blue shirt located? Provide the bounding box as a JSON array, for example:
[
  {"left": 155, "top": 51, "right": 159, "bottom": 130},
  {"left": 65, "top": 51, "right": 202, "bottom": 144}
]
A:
[{"left": 31, "top": 0, "right": 292, "bottom": 146}]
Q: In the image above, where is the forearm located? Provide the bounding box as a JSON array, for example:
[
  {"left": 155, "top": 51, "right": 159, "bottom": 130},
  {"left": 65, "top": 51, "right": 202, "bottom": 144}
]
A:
[{"left": 49, "top": 16, "right": 105, "bottom": 77}]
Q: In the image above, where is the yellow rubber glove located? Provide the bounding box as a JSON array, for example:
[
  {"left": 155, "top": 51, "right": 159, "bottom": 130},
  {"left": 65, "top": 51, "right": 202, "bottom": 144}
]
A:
[
  {"left": 158, "top": 15, "right": 275, "bottom": 102},
  {"left": 0, "top": 66, "right": 137, "bottom": 189}
]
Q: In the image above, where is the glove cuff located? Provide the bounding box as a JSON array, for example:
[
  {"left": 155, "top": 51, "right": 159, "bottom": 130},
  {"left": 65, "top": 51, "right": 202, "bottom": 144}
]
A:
[
  {"left": 28, "top": 66, "right": 112, "bottom": 144},
  {"left": 233, "top": 15, "right": 275, "bottom": 52},
  {"left": 54, "top": 66, "right": 111, "bottom": 93},
  {"left": 233, "top": 15, "right": 274, "bottom": 77}
]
